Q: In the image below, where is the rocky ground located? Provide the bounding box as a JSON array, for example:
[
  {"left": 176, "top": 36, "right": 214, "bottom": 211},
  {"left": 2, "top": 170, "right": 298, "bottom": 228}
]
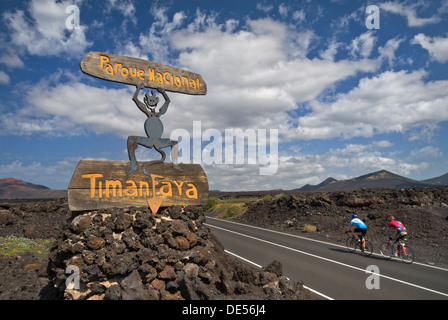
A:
[
  {"left": 0, "top": 198, "right": 314, "bottom": 300},
  {"left": 0, "top": 186, "right": 447, "bottom": 300},
  {"left": 0, "top": 199, "right": 71, "bottom": 299}
]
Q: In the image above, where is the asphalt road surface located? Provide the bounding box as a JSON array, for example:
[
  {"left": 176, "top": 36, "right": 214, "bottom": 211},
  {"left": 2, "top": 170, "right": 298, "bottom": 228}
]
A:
[{"left": 205, "top": 216, "right": 448, "bottom": 300}]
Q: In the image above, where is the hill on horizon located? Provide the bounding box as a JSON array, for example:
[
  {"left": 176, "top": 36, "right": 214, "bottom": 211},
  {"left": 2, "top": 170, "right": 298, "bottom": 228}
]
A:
[
  {"left": 299, "top": 177, "right": 337, "bottom": 191},
  {"left": 2, "top": 170, "right": 447, "bottom": 199},
  {"left": 0, "top": 177, "right": 66, "bottom": 199},
  {"left": 298, "top": 170, "right": 448, "bottom": 192}
]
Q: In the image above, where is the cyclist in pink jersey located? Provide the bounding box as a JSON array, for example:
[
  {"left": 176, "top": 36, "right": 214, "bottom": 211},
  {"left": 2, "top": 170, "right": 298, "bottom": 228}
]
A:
[{"left": 386, "top": 216, "right": 408, "bottom": 257}]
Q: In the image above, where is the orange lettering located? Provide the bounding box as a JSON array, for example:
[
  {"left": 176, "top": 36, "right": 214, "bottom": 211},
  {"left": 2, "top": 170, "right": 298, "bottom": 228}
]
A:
[
  {"left": 186, "top": 183, "right": 198, "bottom": 199},
  {"left": 160, "top": 181, "right": 173, "bottom": 197},
  {"left": 138, "top": 69, "right": 145, "bottom": 80},
  {"left": 100, "top": 55, "right": 109, "bottom": 70},
  {"left": 172, "top": 180, "right": 184, "bottom": 195},
  {"left": 114, "top": 62, "right": 122, "bottom": 75},
  {"left": 129, "top": 67, "right": 137, "bottom": 78},
  {"left": 124, "top": 180, "right": 138, "bottom": 197},
  {"left": 105, "top": 180, "right": 122, "bottom": 197},
  {"left": 182, "top": 76, "right": 189, "bottom": 88},
  {"left": 82, "top": 173, "right": 103, "bottom": 198},
  {"left": 121, "top": 67, "right": 129, "bottom": 78}
]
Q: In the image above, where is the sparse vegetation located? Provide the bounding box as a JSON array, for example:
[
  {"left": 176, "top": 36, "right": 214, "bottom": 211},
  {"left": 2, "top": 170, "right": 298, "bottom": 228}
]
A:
[
  {"left": 303, "top": 224, "right": 317, "bottom": 233},
  {"left": 224, "top": 205, "right": 242, "bottom": 220},
  {"left": 202, "top": 197, "right": 220, "bottom": 211},
  {"left": 0, "top": 235, "right": 54, "bottom": 260},
  {"left": 203, "top": 197, "right": 262, "bottom": 219}
]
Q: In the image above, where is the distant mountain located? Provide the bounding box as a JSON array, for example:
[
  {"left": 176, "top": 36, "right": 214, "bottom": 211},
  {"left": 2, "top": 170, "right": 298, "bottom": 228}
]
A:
[
  {"left": 298, "top": 170, "right": 447, "bottom": 191},
  {"left": 0, "top": 177, "right": 66, "bottom": 199},
  {"left": 298, "top": 177, "right": 337, "bottom": 191},
  {"left": 421, "top": 172, "right": 448, "bottom": 186}
]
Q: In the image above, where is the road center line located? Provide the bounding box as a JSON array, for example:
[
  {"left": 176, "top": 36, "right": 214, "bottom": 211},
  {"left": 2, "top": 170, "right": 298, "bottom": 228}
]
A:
[{"left": 206, "top": 223, "right": 448, "bottom": 298}]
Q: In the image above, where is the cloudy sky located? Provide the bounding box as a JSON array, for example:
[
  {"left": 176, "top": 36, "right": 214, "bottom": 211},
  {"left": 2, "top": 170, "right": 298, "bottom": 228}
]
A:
[{"left": 0, "top": 0, "right": 447, "bottom": 191}]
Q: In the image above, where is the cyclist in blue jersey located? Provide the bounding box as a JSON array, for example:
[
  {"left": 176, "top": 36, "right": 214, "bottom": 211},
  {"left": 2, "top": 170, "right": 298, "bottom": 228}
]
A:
[{"left": 346, "top": 214, "right": 368, "bottom": 250}]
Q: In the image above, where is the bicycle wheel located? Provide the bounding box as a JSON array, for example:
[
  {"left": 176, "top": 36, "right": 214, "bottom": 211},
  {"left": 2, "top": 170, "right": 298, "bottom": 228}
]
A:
[
  {"left": 346, "top": 237, "right": 357, "bottom": 253},
  {"left": 399, "top": 244, "right": 414, "bottom": 264},
  {"left": 361, "top": 239, "right": 373, "bottom": 256},
  {"left": 379, "top": 242, "right": 393, "bottom": 259}
]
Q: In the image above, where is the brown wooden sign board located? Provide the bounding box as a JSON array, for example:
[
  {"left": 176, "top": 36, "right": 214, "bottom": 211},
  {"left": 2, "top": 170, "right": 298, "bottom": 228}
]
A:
[
  {"left": 68, "top": 160, "right": 208, "bottom": 213},
  {"left": 80, "top": 51, "right": 207, "bottom": 95}
]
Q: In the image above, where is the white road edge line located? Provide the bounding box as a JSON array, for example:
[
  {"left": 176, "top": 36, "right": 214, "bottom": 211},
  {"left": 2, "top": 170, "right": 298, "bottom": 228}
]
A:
[
  {"left": 206, "top": 216, "right": 448, "bottom": 272},
  {"left": 224, "top": 249, "right": 335, "bottom": 301},
  {"left": 207, "top": 223, "right": 448, "bottom": 298}
]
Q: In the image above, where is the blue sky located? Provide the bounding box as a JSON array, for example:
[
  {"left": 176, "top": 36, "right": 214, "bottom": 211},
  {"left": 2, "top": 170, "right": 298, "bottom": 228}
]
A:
[{"left": 0, "top": 0, "right": 447, "bottom": 191}]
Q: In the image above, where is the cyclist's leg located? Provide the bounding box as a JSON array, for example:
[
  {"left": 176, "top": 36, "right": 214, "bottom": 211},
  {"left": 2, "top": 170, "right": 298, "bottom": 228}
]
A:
[
  {"left": 361, "top": 229, "right": 367, "bottom": 248},
  {"left": 392, "top": 232, "right": 402, "bottom": 256},
  {"left": 353, "top": 228, "right": 361, "bottom": 241},
  {"left": 396, "top": 231, "right": 407, "bottom": 253}
]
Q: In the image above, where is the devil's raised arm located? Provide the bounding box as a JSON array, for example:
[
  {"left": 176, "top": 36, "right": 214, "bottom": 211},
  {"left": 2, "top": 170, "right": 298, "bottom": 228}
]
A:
[
  {"left": 133, "top": 84, "right": 150, "bottom": 116},
  {"left": 157, "top": 88, "right": 170, "bottom": 116}
]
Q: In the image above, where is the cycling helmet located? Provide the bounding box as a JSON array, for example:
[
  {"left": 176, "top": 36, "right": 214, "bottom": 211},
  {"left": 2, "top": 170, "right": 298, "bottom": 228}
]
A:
[
  {"left": 351, "top": 214, "right": 357, "bottom": 218},
  {"left": 386, "top": 215, "right": 394, "bottom": 221}
]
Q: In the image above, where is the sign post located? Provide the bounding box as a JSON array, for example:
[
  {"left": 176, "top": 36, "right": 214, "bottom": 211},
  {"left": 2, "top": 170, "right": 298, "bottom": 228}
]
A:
[{"left": 68, "top": 52, "right": 208, "bottom": 214}]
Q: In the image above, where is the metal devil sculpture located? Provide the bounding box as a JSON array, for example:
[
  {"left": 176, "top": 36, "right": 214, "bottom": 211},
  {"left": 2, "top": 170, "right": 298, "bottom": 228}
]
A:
[{"left": 127, "top": 84, "right": 182, "bottom": 175}]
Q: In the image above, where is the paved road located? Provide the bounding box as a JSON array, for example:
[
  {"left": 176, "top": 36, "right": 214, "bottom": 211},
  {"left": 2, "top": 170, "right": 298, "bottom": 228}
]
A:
[{"left": 205, "top": 216, "right": 448, "bottom": 300}]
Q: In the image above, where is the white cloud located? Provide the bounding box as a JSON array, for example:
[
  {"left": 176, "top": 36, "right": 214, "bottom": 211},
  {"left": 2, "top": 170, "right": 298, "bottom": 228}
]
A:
[
  {"left": 2, "top": 10, "right": 380, "bottom": 146},
  {"left": 169, "top": 16, "right": 377, "bottom": 138},
  {"left": 0, "top": 71, "right": 10, "bottom": 84},
  {"left": 350, "top": 31, "right": 377, "bottom": 59},
  {"left": 330, "top": 6, "right": 364, "bottom": 32},
  {"left": 106, "top": 0, "right": 136, "bottom": 19},
  {"left": 2, "top": 0, "right": 91, "bottom": 58},
  {"left": 319, "top": 40, "right": 341, "bottom": 61},
  {"left": 0, "top": 71, "right": 146, "bottom": 137},
  {"left": 411, "top": 33, "right": 448, "bottom": 63},
  {"left": 292, "top": 9, "right": 306, "bottom": 23},
  {"left": 378, "top": 37, "right": 404, "bottom": 66},
  {"left": 256, "top": 3, "right": 274, "bottom": 13},
  {"left": 0, "top": 41, "right": 24, "bottom": 68},
  {"left": 284, "top": 141, "right": 428, "bottom": 188},
  {"left": 410, "top": 146, "right": 442, "bottom": 159},
  {"left": 204, "top": 138, "right": 428, "bottom": 191},
  {"left": 0, "top": 112, "right": 85, "bottom": 136},
  {"left": 295, "top": 70, "right": 448, "bottom": 140},
  {"left": 24, "top": 80, "right": 143, "bottom": 137},
  {"left": 129, "top": 6, "right": 187, "bottom": 64},
  {"left": 278, "top": 3, "right": 289, "bottom": 19},
  {"left": 380, "top": 1, "right": 441, "bottom": 27},
  {"left": 0, "top": 159, "right": 77, "bottom": 189}
]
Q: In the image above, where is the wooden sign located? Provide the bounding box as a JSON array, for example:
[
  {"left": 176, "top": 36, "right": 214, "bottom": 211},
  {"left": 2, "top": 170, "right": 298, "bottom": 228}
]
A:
[
  {"left": 68, "top": 160, "right": 208, "bottom": 213},
  {"left": 80, "top": 51, "right": 207, "bottom": 95}
]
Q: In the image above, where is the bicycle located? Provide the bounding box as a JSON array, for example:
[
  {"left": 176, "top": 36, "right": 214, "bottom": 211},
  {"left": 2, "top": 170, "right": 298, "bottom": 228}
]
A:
[
  {"left": 379, "top": 234, "right": 414, "bottom": 264},
  {"left": 345, "top": 232, "right": 373, "bottom": 256}
]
